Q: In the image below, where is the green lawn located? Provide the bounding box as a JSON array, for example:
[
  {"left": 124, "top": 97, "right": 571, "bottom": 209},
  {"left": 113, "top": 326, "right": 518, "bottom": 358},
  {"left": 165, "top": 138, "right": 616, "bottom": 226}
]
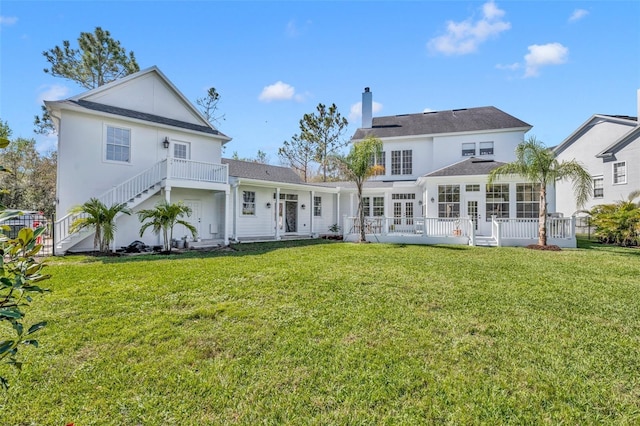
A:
[{"left": 2, "top": 240, "right": 640, "bottom": 425}]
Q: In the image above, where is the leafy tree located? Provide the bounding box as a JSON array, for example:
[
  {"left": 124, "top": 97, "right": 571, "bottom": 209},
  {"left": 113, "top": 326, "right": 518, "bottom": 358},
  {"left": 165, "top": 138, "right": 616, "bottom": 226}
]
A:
[
  {"left": 334, "top": 135, "right": 383, "bottom": 243},
  {"left": 196, "top": 87, "right": 225, "bottom": 125},
  {"left": 589, "top": 191, "right": 640, "bottom": 246},
  {"left": 0, "top": 137, "right": 50, "bottom": 390},
  {"left": 69, "top": 198, "right": 131, "bottom": 252},
  {"left": 137, "top": 200, "right": 197, "bottom": 253},
  {"left": 280, "top": 103, "right": 349, "bottom": 182},
  {"left": 0, "top": 121, "right": 57, "bottom": 217},
  {"left": 42, "top": 26, "right": 139, "bottom": 90},
  {"left": 231, "top": 150, "right": 270, "bottom": 164},
  {"left": 36, "top": 27, "right": 140, "bottom": 134},
  {"left": 488, "top": 136, "right": 592, "bottom": 246},
  {"left": 278, "top": 133, "right": 315, "bottom": 182}
]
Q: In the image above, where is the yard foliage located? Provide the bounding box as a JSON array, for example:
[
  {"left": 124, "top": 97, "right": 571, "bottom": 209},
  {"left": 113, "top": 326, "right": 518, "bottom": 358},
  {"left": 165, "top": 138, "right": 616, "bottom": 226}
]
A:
[
  {"left": 2, "top": 240, "right": 639, "bottom": 423},
  {"left": 590, "top": 191, "right": 640, "bottom": 246}
]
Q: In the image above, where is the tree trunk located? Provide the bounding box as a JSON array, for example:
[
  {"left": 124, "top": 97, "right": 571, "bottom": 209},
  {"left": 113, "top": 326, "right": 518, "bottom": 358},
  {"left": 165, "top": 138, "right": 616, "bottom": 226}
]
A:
[
  {"left": 357, "top": 181, "right": 366, "bottom": 243},
  {"left": 539, "top": 186, "right": 547, "bottom": 246}
]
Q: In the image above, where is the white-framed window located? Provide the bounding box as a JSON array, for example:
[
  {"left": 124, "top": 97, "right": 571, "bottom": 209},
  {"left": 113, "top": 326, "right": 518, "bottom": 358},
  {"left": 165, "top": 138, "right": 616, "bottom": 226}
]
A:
[
  {"left": 105, "top": 125, "right": 131, "bottom": 162},
  {"left": 479, "top": 141, "right": 494, "bottom": 156},
  {"left": 465, "top": 184, "right": 480, "bottom": 192},
  {"left": 486, "top": 184, "right": 509, "bottom": 220},
  {"left": 438, "top": 185, "right": 460, "bottom": 218},
  {"left": 613, "top": 162, "right": 627, "bottom": 184},
  {"left": 516, "top": 183, "right": 540, "bottom": 218},
  {"left": 362, "top": 196, "right": 385, "bottom": 217},
  {"left": 593, "top": 176, "right": 604, "bottom": 198},
  {"left": 173, "top": 142, "right": 190, "bottom": 159},
  {"left": 313, "top": 196, "right": 322, "bottom": 217},
  {"left": 462, "top": 143, "right": 476, "bottom": 156},
  {"left": 391, "top": 150, "right": 412, "bottom": 175},
  {"left": 368, "top": 151, "right": 386, "bottom": 175},
  {"left": 242, "top": 191, "right": 256, "bottom": 215}
]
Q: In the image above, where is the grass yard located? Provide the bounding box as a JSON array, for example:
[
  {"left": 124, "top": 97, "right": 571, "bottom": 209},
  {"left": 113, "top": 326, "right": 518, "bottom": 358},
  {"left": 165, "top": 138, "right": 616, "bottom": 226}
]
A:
[{"left": 2, "top": 239, "right": 640, "bottom": 424}]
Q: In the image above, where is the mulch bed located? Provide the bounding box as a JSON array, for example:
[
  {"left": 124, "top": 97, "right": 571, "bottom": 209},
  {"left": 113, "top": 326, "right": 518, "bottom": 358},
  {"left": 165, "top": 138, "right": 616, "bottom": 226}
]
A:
[{"left": 526, "top": 244, "right": 562, "bottom": 251}]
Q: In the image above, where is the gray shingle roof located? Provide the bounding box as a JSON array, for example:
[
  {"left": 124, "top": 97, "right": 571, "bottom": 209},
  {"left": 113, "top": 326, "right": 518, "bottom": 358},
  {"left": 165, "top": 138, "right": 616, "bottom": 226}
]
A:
[
  {"left": 222, "top": 158, "right": 305, "bottom": 184},
  {"left": 426, "top": 157, "right": 505, "bottom": 177},
  {"left": 71, "top": 100, "right": 228, "bottom": 138},
  {"left": 352, "top": 106, "right": 531, "bottom": 140}
]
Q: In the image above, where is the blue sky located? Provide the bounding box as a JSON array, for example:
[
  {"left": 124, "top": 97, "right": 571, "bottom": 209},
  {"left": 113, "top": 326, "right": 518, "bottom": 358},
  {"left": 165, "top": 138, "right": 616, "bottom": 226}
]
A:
[{"left": 1, "top": 1, "right": 639, "bottom": 161}]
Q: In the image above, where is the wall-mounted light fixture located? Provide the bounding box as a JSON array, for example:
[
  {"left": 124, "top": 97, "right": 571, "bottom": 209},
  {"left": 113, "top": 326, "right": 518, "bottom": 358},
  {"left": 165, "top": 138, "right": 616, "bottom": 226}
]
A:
[
  {"left": 301, "top": 204, "right": 306, "bottom": 210},
  {"left": 162, "top": 137, "right": 170, "bottom": 149},
  {"left": 418, "top": 200, "right": 423, "bottom": 206},
  {"left": 266, "top": 202, "right": 272, "bottom": 209},
  {"left": 430, "top": 197, "right": 435, "bottom": 203}
]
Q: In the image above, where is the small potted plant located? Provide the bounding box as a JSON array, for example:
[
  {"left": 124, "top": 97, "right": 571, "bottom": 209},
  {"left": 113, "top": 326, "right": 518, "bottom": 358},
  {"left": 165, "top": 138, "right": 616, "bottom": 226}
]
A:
[{"left": 452, "top": 218, "right": 462, "bottom": 236}]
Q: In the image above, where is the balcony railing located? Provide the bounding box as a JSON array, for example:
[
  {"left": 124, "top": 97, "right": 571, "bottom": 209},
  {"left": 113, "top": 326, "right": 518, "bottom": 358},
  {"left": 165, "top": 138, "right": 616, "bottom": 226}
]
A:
[
  {"left": 344, "top": 217, "right": 471, "bottom": 237},
  {"left": 167, "top": 158, "right": 228, "bottom": 184}
]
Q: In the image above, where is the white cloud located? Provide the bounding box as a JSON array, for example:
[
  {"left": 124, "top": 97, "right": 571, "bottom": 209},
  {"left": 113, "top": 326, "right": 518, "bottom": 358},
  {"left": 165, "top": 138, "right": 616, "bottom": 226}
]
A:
[
  {"left": 285, "top": 19, "right": 311, "bottom": 37},
  {"left": 258, "top": 81, "right": 297, "bottom": 102},
  {"left": 37, "top": 84, "right": 70, "bottom": 103},
  {"left": 524, "top": 43, "right": 569, "bottom": 77},
  {"left": 569, "top": 9, "right": 589, "bottom": 23},
  {"left": 423, "top": 108, "right": 436, "bottom": 113},
  {"left": 349, "top": 101, "right": 383, "bottom": 123},
  {"left": 495, "top": 62, "right": 521, "bottom": 71},
  {"left": 0, "top": 16, "right": 18, "bottom": 26},
  {"left": 427, "top": 1, "right": 511, "bottom": 55}
]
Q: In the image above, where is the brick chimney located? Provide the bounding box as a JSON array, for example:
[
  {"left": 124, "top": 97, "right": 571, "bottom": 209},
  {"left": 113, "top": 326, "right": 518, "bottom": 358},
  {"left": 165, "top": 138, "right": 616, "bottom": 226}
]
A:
[{"left": 362, "top": 87, "right": 372, "bottom": 128}]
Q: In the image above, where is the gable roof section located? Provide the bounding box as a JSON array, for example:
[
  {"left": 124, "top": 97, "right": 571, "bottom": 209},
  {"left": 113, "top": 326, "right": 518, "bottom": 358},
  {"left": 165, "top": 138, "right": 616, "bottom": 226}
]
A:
[
  {"left": 425, "top": 157, "right": 506, "bottom": 177},
  {"left": 223, "top": 158, "right": 304, "bottom": 184},
  {"left": 553, "top": 114, "right": 638, "bottom": 156},
  {"left": 597, "top": 125, "right": 640, "bottom": 158},
  {"left": 352, "top": 106, "right": 531, "bottom": 140},
  {"left": 46, "top": 66, "right": 230, "bottom": 140},
  {"left": 68, "top": 99, "right": 225, "bottom": 136}
]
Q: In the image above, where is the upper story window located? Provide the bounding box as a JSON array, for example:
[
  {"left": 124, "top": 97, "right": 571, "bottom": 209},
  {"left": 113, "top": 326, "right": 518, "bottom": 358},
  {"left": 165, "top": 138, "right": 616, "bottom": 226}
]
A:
[
  {"left": 173, "top": 142, "right": 189, "bottom": 159},
  {"left": 106, "top": 125, "right": 130, "bottom": 162},
  {"left": 613, "top": 162, "right": 627, "bottom": 184},
  {"left": 242, "top": 191, "right": 256, "bottom": 215},
  {"left": 465, "top": 184, "right": 480, "bottom": 192},
  {"left": 479, "top": 141, "right": 494, "bottom": 156},
  {"left": 369, "top": 151, "right": 386, "bottom": 175},
  {"left": 391, "top": 150, "right": 412, "bottom": 175},
  {"left": 593, "top": 176, "right": 604, "bottom": 198},
  {"left": 462, "top": 143, "right": 476, "bottom": 156},
  {"left": 313, "top": 196, "right": 322, "bottom": 217}
]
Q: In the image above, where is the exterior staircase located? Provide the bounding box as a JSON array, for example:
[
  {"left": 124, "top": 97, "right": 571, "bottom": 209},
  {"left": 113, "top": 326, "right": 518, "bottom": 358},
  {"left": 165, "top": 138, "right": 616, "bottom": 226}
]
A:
[{"left": 54, "top": 161, "right": 167, "bottom": 254}]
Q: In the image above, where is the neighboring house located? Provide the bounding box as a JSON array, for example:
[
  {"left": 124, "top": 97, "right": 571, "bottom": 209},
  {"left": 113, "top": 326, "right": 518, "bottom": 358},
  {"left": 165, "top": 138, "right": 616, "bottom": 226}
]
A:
[
  {"left": 47, "top": 68, "right": 574, "bottom": 253},
  {"left": 554, "top": 90, "right": 640, "bottom": 216}
]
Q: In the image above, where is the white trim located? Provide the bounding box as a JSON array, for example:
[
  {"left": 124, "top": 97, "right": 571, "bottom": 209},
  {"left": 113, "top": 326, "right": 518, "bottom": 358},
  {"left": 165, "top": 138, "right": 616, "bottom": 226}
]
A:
[{"left": 103, "top": 123, "right": 132, "bottom": 165}]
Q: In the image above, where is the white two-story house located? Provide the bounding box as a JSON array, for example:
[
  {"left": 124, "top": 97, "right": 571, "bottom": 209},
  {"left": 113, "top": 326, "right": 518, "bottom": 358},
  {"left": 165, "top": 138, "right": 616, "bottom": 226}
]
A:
[
  {"left": 553, "top": 90, "right": 640, "bottom": 216},
  {"left": 48, "top": 68, "right": 573, "bottom": 253},
  {"left": 334, "top": 88, "right": 566, "bottom": 246}
]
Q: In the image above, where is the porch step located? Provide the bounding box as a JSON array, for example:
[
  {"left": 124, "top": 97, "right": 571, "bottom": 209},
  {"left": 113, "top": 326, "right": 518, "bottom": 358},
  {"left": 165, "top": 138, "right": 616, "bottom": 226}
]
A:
[{"left": 474, "top": 236, "right": 498, "bottom": 247}]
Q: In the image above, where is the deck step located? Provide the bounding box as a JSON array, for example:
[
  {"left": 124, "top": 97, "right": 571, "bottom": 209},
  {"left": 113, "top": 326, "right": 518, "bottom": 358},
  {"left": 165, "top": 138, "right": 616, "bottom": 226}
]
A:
[{"left": 475, "top": 236, "right": 498, "bottom": 247}]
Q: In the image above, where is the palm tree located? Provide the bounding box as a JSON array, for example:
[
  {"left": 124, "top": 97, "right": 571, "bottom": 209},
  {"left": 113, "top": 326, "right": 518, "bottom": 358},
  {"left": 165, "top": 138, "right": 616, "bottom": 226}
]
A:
[
  {"left": 335, "top": 135, "right": 383, "bottom": 242},
  {"left": 137, "top": 200, "right": 197, "bottom": 252},
  {"left": 69, "top": 198, "right": 131, "bottom": 252},
  {"left": 488, "top": 136, "right": 592, "bottom": 246}
]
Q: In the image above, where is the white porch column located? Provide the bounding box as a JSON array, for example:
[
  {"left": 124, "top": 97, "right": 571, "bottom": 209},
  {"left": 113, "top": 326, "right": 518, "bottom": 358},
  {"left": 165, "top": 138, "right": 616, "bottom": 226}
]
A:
[
  {"left": 349, "top": 193, "right": 355, "bottom": 217},
  {"left": 224, "top": 189, "right": 230, "bottom": 246},
  {"left": 164, "top": 186, "right": 172, "bottom": 203},
  {"left": 336, "top": 190, "right": 341, "bottom": 229},
  {"left": 275, "top": 187, "right": 281, "bottom": 240},
  {"left": 310, "top": 190, "right": 315, "bottom": 236},
  {"left": 232, "top": 184, "right": 238, "bottom": 241}
]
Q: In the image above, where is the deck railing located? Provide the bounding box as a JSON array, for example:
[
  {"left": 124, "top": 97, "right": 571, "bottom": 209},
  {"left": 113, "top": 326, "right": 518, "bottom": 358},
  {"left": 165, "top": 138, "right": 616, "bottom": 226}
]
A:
[
  {"left": 344, "top": 216, "right": 472, "bottom": 237},
  {"left": 492, "top": 217, "right": 574, "bottom": 241}
]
